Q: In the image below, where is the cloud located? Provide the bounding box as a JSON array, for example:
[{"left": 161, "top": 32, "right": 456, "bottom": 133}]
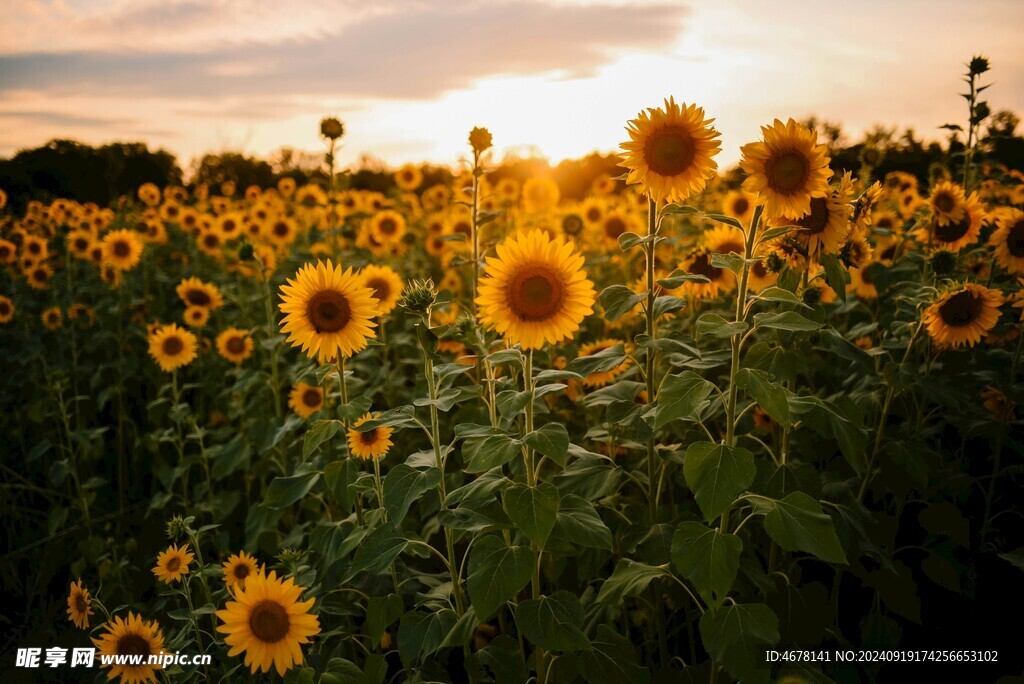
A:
[
  {"left": 0, "top": 110, "right": 133, "bottom": 128},
  {"left": 0, "top": 1, "right": 689, "bottom": 100}
]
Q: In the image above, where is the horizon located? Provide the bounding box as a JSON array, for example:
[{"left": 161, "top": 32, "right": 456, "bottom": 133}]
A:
[{"left": 2, "top": 0, "right": 1023, "bottom": 171}]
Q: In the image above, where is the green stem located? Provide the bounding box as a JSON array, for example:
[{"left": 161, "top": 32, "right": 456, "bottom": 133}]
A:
[
  {"left": 260, "top": 265, "right": 283, "bottom": 419},
  {"left": 644, "top": 198, "right": 658, "bottom": 523}
]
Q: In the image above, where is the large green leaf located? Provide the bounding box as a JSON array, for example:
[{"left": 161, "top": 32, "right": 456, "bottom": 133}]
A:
[
  {"left": 596, "top": 559, "right": 669, "bottom": 605},
  {"left": 323, "top": 459, "right": 360, "bottom": 512},
  {"left": 735, "top": 368, "right": 791, "bottom": 426},
  {"left": 599, "top": 285, "right": 646, "bottom": 322},
  {"left": 551, "top": 495, "right": 613, "bottom": 551},
  {"left": 514, "top": 591, "right": 591, "bottom": 651},
  {"left": 303, "top": 419, "right": 340, "bottom": 460},
  {"left": 464, "top": 432, "right": 522, "bottom": 473},
  {"left": 671, "top": 521, "right": 742, "bottom": 606},
  {"left": 683, "top": 441, "right": 755, "bottom": 522},
  {"left": 345, "top": 523, "right": 407, "bottom": 579},
  {"left": 523, "top": 423, "right": 570, "bottom": 467},
  {"left": 577, "top": 625, "right": 651, "bottom": 684},
  {"left": 699, "top": 603, "right": 780, "bottom": 684},
  {"left": 502, "top": 482, "right": 559, "bottom": 548},
  {"left": 382, "top": 464, "right": 440, "bottom": 523},
  {"left": 397, "top": 609, "right": 458, "bottom": 665},
  {"left": 466, "top": 535, "right": 534, "bottom": 620},
  {"left": 654, "top": 370, "right": 715, "bottom": 429},
  {"left": 366, "top": 594, "right": 404, "bottom": 644},
  {"left": 262, "top": 471, "right": 320, "bottom": 510},
  {"left": 753, "top": 311, "right": 822, "bottom": 332},
  {"left": 762, "top": 491, "right": 847, "bottom": 564}
]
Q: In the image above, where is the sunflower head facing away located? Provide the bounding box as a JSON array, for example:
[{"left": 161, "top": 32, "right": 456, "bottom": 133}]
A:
[
  {"left": 152, "top": 543, "right": 195, "bottom": 584},
  {"left": 92, "top": 612, "right": 166, "bottom": 684},
  {"left": 216, "top": 570, "right": 321, "bottom": 677},
  {"left": 278, "top": 260, "right": 379, "bottom": 363},
  {"left": 740, "top": 118, "right": 833, "bottom": 220},
  {"left": 620, "top": 97, "right": 721, "bottom": 204},
  {"left": 289, "top": 382, "right": 324, "bottom": 419},
  {"left": 148, "top": 323, "right": 198, "bottom": 372},
  {"left": 222, "top": 551, "right": 261, "bottom": 589},
  {"left": 476, "top": 229, "right": 596, "bottom": 350},
  {"left": 67, "top": 579, "right": 94, "bottom": 629},
  {"left": 923, "top": 283, "right": 1004, "bottom": 349},
  {"left": 347, "top": 413, "right": 395, "bottom": 460}
]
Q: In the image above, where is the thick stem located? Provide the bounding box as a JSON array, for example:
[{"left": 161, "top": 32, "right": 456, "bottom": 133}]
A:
[{"left": 644, "top": 198, "right": 658, "bottom": 522}]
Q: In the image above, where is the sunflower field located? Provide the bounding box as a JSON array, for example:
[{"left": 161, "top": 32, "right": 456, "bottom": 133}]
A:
[{"left": 3, "top": 57, "right": 1024, "bottom": 684}]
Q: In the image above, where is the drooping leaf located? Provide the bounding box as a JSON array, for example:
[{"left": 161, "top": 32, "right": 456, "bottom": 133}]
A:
[{"left": 596, "top": 559, "right": 669, "bottom": 606}]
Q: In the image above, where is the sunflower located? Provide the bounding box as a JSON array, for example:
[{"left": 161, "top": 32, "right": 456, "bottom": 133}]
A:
[
  {"left": 289, "top": 382, "right": 324, "bottom": 418},
  {"left": 152, "top": 543, "right": 194, "bottom": 584},
  {"left": 723, "top": 189, "right": 756, "bottom": 225},
  {"left": 394, "top": 164, "right": 423, "bottom": 191},
  {"left": 347, "top": 413, "right": 395, "bottom": 460},
  {"left": 102, "top": 228, "right": 144, "bottom": 271},
  {"left": 849, "top": 263, "right": 879, "bottom": 300},
  {"left": 24, "top": 261, "right": 51, "bottom": 290},
  {"left": 266, "top": 215, "right": 299, "bottom": 249},
  {"left": 0, "top": 295, "right": 14, "bottom": 323},
  {"left": 197, "top": 226, "right": 225, "bottom": 256},
  {"left": 679, "top": 226, "right": 744, "bottom": 298},
  {"left": 620, "top": 97, "right": 721, "bottom": 204},
  {"left": 740, "top": 118, "right": 833, "bottom": 219},
  {"left": 988, "top": 208, "right": 1024, "bottom": 274},
  {"left": 359, "top": 264, "right": 404, "bottom": 316},
  {"left": 922, "top": 191, "right": 983, "bottom": 253},
  {"left": 746, "top": 252, "right": 778, "bottom": 292},
  {"left": 370, "top": 210, "right": 407, "bottom": 247},
  {"left": 927, "top": 180, "right": 967, "bottom": 226},
  {"left": 0, "top": 238, "right": 15, "bottom": 263},
  {"left": 923, "top": 283, "right": 1004, "bottom": 349},
  {"left": 773, "top": 191, "right": 851, "bottom": 256},
  {"left": 522, "top": 177, "right": 560, "bottom": 213},
  {"left": 92, "top": 613, "right": 165, "bottom": 684},
  {"left": 176, "top": 277, "right": 224, "bottom": 310},
  {"left": 279, "top": 260, "right": 378, "bottom": 363},
  {"left": 222, "top": 551, "right": 261, "bottom": 589},
  {"left": 577, "top": 339, "right": 633, "bottom": 388},
  {"left": 68, "top": 303, "right": 94, "bottom": 327},
  {"left": 598, "top": 210, "right": 633, "bottom": 248},
  {"left": 216, "top": 570, "right": 321, "bottom": 677},
  {"left": 67, "top": 579, "right": 93, "bottom": 629},
  {"left": 278, "top": 177, "right": 297, "bottom": 197},
  {"left": 476, "top": 230, "right": 596, "bottom": 349},
  {"left": 183, "top": 305, "right": 210, "bottom": 328},
  {"left": 148, "top": 323, "right": 198, "bottom": 372},
  {"left": 216, "top": 328, "right": 254, "bottom": 365},
  {"left": 981, "top": 386, "right": 1016, "bottom": 422},
  {"left": 22, "top": 234, "right": 49, "bottom": 260},
  {"left": 41, "top": 306, "right": 62, "bottom": 330},
  {"left": 138, "top": 182, "right": 161, "bottom": 206}
]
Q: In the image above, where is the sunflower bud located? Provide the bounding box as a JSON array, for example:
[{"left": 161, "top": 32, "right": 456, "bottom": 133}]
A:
[
  {"left": 765, "top": 252, "right": 785, "bottom": 274},
  {"left": 166, "top": 515, "right": 188, "bottom": 540},
  {"left": 238, "top": 241, "right": 255, "bottom": 261},
  {"left": 320, "top": 117, "right": 345, "bottom": 140},
  {"left": 968, "top": 55, "right": 990, "bottom": 76},
  {"left": 400, "top": 279, "right": 437, "bottom": 315},
  {"left": 930, "top": 249, "right": 957, "bottom": 276},
  {"left": 469, "top": 126, "right": 493, "bottom": 155},
  {"left": 802, "top": 285, "right": 822, "bottom": 306}
]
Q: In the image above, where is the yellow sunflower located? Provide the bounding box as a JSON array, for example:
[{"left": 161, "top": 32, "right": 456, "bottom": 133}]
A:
[
  {"left": 922, "top": 191, "right": 984, "bottom": 253},
  {"left": 102, "top": 228, "right": 144, "bottom": 271},
  {"left": 183, "top": 304, "right": 210, "bottom": 329},
  {"left": 620, "top": 97, "right": 721, "bottom": 204},
  {"left": 394, "top": 164, "right": 423, "bottom": 191},
  {"left": 216, "top": 328, "right": 254, "bottom": 365},
  {"left": 152, "top": 543, "right": 194, "bottom": 584},
  {"left": 222, "top": 551, "right": 261, "bottom": 589},
  {"left": 773, "top": 190, "right": 851, "bottom": 256},
  {"left": 41, "top": 306, "right": 62, "bottom": 330},
  {"left": 849, "top": 263, "right": 879, "bottom": 300},
  {"left": 678, "top": 226, "right": 744, "bottom": 298},
  {"left": 67, "top": 579, "right": 93, "bottom": 629},
  {"left": 278, "top": 177, "right": 297, "bottom": 197},
  {"left": 578, "top": 197, "right": 607, "bottom": 229},
  {"left": 370, "top": 210, "right": 407, "bottom": 246},
  {"left": 723, "top": 189, "right": 756, "bottom": 225},
  {"left": 265, "top": 215, "right": 299, "bottom": 249},
  {"left": 577, "top": 339, "right": 633, "bottom": 388},
  {"left": 476, "top": 229, "right": 596, "bottom": 349},
  {"left": 988, "top": 208, "right": 1024, "bottom": 274},
  {"left": 176, "top": 277, "right": 224, "bottom": 310},
  {"left": 216, "top": 570, "right": 321, "bottom": 677},
  {"left": 92, "top": 613, "right": 166, "bottom": 684},
  {"left": 740, "top": 118, "right": 833, "bottom": 219},
  {"left": 289, "top": 382, "right": 324, "bottom": 418},
  {"left": 0, "top": 238, "right": 15, "bottom": 263},
  {"left": 928, "top": 180, "right": 967, "bottom": 226},
  {"left": 923, "top": 283, "right": 1004, "bottom": 349},
  {"left": 148, "top": 323, "right": 198, "bottom": 372},
  {"left": 279, "top": 260, "right": 378, "bottom": 363},
  {"left": 597, "top": 210, "right": 633, "bottom": 249},
  {"left": 522, "top": 177, "right": 561, "bottom": 213},
  {"left": 359, "top": 264, "right": 404, "bottom": 316},
  {"left": 0, "top": 295, "right": 14, "bottom": 323},
  {"left": 347, "top": 413, "right": 395, "bottom": 460}
]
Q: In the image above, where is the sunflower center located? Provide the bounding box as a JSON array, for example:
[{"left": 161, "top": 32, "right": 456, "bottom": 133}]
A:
[
  {"left": 876, "top": 216, "right": 894, "bottom": 230},
  {"left": 378, "top": 218, "right": 397, "bottom": 235},
  {"left": 766, "top": 151, "right": 810, "bottom": 195},
  {"left": 306, "top": 290, "right": 351, "bottom": 333},
  {"left": 644, "top": 126, "right": 697, "bottom": 177},
  {"left": 248, "top": 600, "right": 291, "bottom": 644},
  {"left": 934, "top": 215, "right": 970, "bottom": 243},
  {"left": 302, "top": 389, "right": 322, "bottom": 408},
  {"left": 586, "top": 208, "right": 601, "bottom": 222},
  {"left": 1007, "top": 220, "right": 1024, "bottom": 257},
  {"left": 75, "top": 594, "right": 88, "bottom": 612},
  {"left": 732, "top": 197, "right": 750, "bottom": 216},
  {"left": 359, "top": 428, "right": 379, "bottom": 445},
  {"left": 223, "top": 220, "right": 236, "bottom": 233},
  {"left": 562, "top": 215, "right": 584, "bottom": 235},
  {"left": 716, "top": 240, "right": 744, "bottom": 255},
  {"left": 74, "top": 238, "right": 88, "bottom": 250},
  {"left": 113, "top": 240, "right": 131, "bottom": 258},
  {"left": 186, "top": 289, "right": 211, "bottom": 306},
  {"left": 796, "top": 198, "right": 829, "bottom": 234},
  {"left": 162, "top": 336, "right": 184, "bottom": 356},
  {"left": 604, "top": 217, "right": 627, "bottom": 241},
  {"left": 751, "top": 260, "right": 768, "bottom": 278},
  {"left": 687, "top": 252, "right": 723, "bottom": 281},
  {"left": 508, "top": 267, "right": 565, "bottom": 322},
  {"left": 117, "top": 634, "right": 151, "bottom": 658},
  {"left": 203, "top": 234, "right": 219, "bottom": 248},
  {"left": 454, "top": 221, "right": 471, "bottom": 237},
  {"left": 166, "top": 556, "right": 181, "bottom": 572},
  {"left": 938, "top": 290, "right": 982, "bottom": 327},
  {"left": 226, "top": 337, "right": 246, "bottom": 354},
  {"left": 367, "top": 278, "right": 390, "bottom": 302},
  {"left": 933, "top": 192, "right": 955, "bottom": 213},
  {"left": 0, "top": 302, "right": 9, "bottom": 315},
  {"left": 273, "top": 222, "right": 289, "bottom": 237},
  {"left": 233, "top": 564, "right": 250, "bottom": 580}
]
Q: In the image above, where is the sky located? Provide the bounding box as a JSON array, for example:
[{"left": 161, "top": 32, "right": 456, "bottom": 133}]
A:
[{"left": 1, "top": 0, "right": 1023, "bottom": 173}]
